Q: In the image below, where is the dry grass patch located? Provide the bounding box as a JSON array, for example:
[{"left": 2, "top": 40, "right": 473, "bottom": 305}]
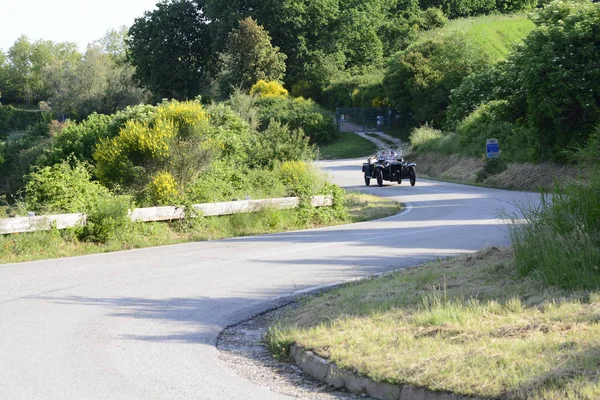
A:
[
  {"left": 413, "top": 152, "right": 483, "bottom": 184},
  {"left": 484, "top": 162, "right": 586, "bottom": 191},
  {"left": 266, "top": 247, "right": 600, "bottom": 399},
  {"left": 413, "top": 152, "right": 585, "bottom": 192}
]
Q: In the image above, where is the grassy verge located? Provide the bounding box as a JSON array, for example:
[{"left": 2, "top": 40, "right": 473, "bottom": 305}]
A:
[
  {"left": 319, "top": 133, "right": 377, "bottom": 159},
  {"left": 410, "top": 148, "right": 586, "bottom": 192},
  {"left": 266, "top": 247, "right": 600, "bottom": 399},
  {"left": 419, "top": 13, "right": 534, "bottom": 61},
  {"left": 0, "top": 192, "right": 402, "bottom": 264}
]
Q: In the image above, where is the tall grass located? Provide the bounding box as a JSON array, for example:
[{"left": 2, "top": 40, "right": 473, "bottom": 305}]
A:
[
  {"left": 409, "top": 125, "right": 462, "bottom": 155},
  {"left": 511, "top": 133, "right": 600, "bottom": 290}
]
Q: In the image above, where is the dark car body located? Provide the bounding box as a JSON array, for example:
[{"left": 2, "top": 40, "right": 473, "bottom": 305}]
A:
[{"left": 362, "top": 150, "right": 416, "bottom": 187}]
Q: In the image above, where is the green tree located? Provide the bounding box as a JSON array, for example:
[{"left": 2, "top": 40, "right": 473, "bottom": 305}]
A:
[
  {"left": 44, "top": 44, "right": 149, "bottom": 120},
  {"left": 218, "top": 17, "right": 287, "bottom": 95},
  {"left": 508, "top": 0, "right": 600, "bottom": 160},
  {"left": 4, "top": 36, "right": 80, "bottom": 104},
  {"left": 384, "top": 33, "right": 493, "bottom": 126},
  {"left": 0, "top": 51, "right": 7, "bottom": 103},
  {"left": 96, "top": 26, "right": 129, "bottom": 61},
  {"left": 128, "top": 0, "right": 214, "bottom": 99}
]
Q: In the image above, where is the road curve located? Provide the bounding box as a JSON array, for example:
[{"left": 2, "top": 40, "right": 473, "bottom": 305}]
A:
[{"left": 0, "top": 159, "right": 539, "bottom": 400}]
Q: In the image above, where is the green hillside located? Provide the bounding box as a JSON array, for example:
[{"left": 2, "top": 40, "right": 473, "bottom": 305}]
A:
[{"left": 420, "top": 14, "right": 535, "bottom": 61}]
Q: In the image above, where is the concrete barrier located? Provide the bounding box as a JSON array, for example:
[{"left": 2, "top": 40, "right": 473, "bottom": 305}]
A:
[{"left": 0, "top": 213, "right": 86, "bottom": 235}]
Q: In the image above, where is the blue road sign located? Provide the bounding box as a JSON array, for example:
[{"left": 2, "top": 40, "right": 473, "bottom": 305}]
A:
[{"left": 486, "top": 139, "right": 500, "bottom": 159}]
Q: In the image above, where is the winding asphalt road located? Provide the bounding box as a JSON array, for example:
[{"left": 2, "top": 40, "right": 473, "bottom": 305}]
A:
[{"left": 0, "top": 158, "right": 540, "bottom": 399}]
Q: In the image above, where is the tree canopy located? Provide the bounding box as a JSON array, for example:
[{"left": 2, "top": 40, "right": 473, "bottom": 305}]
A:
[
  {"left": 127, "top": 0, "right": 214, "bottom": 99},
  {"left": 218, "top": 17, "right": 287, "bottom": 95}
]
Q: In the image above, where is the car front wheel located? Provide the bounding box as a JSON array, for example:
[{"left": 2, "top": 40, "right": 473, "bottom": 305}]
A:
[
  {"left": 376, "top": 168, "right": 383, "bottom": 187},
  {"left": 409, "top": 168, "right": 416, "bottom": 186},
  {"left": 365, "top": 176, "right": 370, "bottom": 186}
]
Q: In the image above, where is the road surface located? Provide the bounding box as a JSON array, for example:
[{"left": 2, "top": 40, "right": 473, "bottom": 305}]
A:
[{"left": 0, "top": 159, "right": 539, "bottom": 399}]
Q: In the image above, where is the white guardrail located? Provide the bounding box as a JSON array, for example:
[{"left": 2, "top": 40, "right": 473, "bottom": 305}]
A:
[{"left": 0, "top": 195, "right": 333, "bottom": 235}]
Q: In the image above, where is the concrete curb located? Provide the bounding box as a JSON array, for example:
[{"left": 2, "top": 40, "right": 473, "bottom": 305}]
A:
[{"left": 290, "top": 344, "right": 483, "bottom": 400}]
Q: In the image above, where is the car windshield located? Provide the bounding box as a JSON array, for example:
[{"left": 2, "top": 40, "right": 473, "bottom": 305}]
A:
[{"left": 377, "top": 149, "right": 398, "bottom": 160}]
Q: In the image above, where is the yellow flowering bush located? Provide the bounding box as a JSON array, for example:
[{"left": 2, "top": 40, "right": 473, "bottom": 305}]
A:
[
  {"left": 147, "top": 171, "right": 179, "bottom": 205},
  {"left": 156, "top": 99, "right": 209, "bottom": 138},
  {"left": 250, "top": 80, "right": 288, "bottom": 98},
  {"left": 94, "top": 118, "right": 176, "bottom": 188}
]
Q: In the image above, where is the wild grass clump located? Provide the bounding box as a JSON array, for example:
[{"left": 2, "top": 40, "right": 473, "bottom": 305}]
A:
[
  {"left": 410, "top": 125, "right": 461, "bottom": 155},
  {"left": 511, "top": 130, "right": 600, "bottom": 290},
  {"left": 511, "top": 177, "right": 600, "bottom": 290}
]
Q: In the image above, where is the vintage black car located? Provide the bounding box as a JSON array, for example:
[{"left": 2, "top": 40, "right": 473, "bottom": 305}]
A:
[{"left": 362, "top": 149, "right": 416, "bottom": 187}]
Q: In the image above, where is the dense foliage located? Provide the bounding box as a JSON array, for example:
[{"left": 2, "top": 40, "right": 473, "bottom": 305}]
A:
[
  {"left": 0, "top": 33, "right": 147, "bottom": 120},
  {"left": 411, "top": 1, "right": 600, "bottom": 163},
  {"left": 0, "top": 105, "right": 43, "bottom": 135},
  {"left": 218, "top": 18, "right": 287, "bottom": 95},
  {"left": 127, "top": 0, "right": 213, "bottom": 100},
  {"left": 384, "top": 33, "right": 493, "bottom": 126},
  {"left": 508, "top": 0, "right": 600, "bottom": 160},
  {"left": 119, "top": 0, "right": 538, "bottom": 102}
]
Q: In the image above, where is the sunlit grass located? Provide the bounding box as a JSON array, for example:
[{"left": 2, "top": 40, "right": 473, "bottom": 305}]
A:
[
  {"left": 419, "top": 13, "right": 535, "bottom": 61},
  {"left": 267, "top": 248, "right": 600, "bottom": 399}
]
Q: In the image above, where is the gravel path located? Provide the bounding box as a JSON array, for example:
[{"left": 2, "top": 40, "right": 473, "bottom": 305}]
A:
[{"left": 218, "top": 304, "right": 373, "bottom": 399}]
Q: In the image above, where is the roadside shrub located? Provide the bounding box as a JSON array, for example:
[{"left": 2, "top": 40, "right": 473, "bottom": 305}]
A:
[
  {"left": 78, "top": 195, "right": 131, "bottom": 243},
  {"left": 410, "top": 124, "right": 444, "bottom": 149},
  {"left": 228, "top": 89, "right": 260, "bottom": 132},
  {"left": 0, "top": 135, "right": 50, "bottom": 196},
  {"left": 446, "top": 68, "right": 506, "bottom": 130},
  {"left": 147, "top": 171, "right": 179, "bottom": 205},
  {"left": 246, "top": 120, "right": 317, "bottom": 169},
  {"left": 456, "top": 100, "right": 533, "bottom": 160},
  {"left": 204, "top": 102, "right": 252, "bottom": 163},
  {"left": 26, "top": 121, "right": 50, "bottom": 138},
  {"left": 186, "top": 162, "right": 253, "bottom": 203},
  {"left": 250, "top": 80, "right": 288, "bottom": 98},
  {"left": 106, "top": 104, "right": 157, "bottom": 137},
  {"left": 155, "top": 99, "right": 209, "bottom": 139},
  {"left": 94, "top": 118, "right": 176, "bottom": 190},
  {"left": 24, "top": 159, "right": 111, "bottom": 213},
  {"left": 37, "top": 113, "right": 113, "bottom": 166},
  {"left": 278, "top": 161, "right": 325, "bottom": 198}
]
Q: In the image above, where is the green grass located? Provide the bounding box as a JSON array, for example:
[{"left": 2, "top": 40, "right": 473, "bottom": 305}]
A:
[
  {"left": 419, "top": 13, "right": 535, "bottom": 61},
  {"left": 0, "top": 192, "right": 402, "bottom": 264},
  {"left": 345, "top": 192, "right": 403, "bottom": 222},
  {"left": 319, "top": 133, "right": 377, "bottom": 159},
  {"left": 512, "top": 170, "right": 600, "bottom": 290},
  {"left": 266, "top": 247, "right": 600, "bottom": 399}
]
